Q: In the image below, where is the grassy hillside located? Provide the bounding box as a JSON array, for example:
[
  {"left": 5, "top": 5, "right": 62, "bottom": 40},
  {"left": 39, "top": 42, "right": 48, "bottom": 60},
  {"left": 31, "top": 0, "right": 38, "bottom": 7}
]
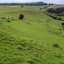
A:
[{"left": 0, "top": 6, "right": 64, "bottom": 64}]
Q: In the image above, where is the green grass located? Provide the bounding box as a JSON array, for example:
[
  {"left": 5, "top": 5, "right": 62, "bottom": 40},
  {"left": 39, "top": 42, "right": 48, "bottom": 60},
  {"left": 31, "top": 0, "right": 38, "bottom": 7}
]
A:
[{"left": 0, "top": 6, "right": 64, "bottom": 64}]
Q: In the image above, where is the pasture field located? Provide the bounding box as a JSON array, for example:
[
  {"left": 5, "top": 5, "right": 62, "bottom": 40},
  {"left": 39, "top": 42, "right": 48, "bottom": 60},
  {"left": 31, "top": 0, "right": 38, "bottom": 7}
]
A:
[{"left": 0, "top": 6, "right": 64, "bottom": 64}]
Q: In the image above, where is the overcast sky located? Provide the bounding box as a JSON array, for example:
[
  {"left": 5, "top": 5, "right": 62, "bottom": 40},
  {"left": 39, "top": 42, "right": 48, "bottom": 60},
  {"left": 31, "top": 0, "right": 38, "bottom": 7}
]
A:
[{"left": 0, "top": 0, "right": 64, "bottom": 4}]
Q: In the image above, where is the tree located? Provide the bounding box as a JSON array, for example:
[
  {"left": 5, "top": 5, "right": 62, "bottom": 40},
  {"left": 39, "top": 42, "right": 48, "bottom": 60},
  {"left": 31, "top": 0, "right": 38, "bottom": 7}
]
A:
[{"left": 19, "top": 14, "right": 24, "bottom": 20}]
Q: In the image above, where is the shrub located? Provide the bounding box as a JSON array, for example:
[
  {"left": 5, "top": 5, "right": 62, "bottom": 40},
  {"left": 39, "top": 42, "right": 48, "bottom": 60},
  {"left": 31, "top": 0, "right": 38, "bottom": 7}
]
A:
[
  {"left": 27, "top": 60, "right": 34, "bottom": 64},
  {"left": 7, "top": 20, "right": 11, "bottom": 22},
  {"left": 2, "top": 17, "right": 6, "bottom": 19},
  {"left": 57, "top": 17, "right": 62, "bottom": 20},
  {"left": 52, "top": 15, "right": 57, "bottom": 19},
  {"left": 53, "top": 43, "right": 62, "bottom": 50},
  {"left": 47, "top": 8, "right": 55, "bottom": 13},
  {"left": 62, "top": 22, "right": 64, "bottom": 29},
  {"left": 54, "top": 54, "right": 62, "bottom": 58},
  {"left": 19, "top": 14, "right": 24, "bottom": 20},
  {"left": 40, "top": 8, "right": 42, "bottom": 10},
  {"left": 62, "top": 23, "right": 64, "bottom": 26},
  {"left": 53, "top": 43, "right": 59, "bottom": 48},
  {"left": 21, "top": 5, "right": 24, "bottom": 7},
  {"left": 17, "top": 46, "right": 23, "bottom": 50}
]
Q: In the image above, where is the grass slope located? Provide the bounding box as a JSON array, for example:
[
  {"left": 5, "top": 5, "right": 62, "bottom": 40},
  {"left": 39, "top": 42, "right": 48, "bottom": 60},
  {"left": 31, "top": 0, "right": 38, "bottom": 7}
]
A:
[{"left": 0, "top": 6, "right": 64, "bottom": 64}]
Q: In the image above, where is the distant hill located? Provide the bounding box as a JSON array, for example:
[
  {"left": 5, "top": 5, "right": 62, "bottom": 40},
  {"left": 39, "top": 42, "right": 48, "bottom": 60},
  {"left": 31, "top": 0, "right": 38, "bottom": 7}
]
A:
[{"left": 0, "top": 2, "right": 47, "bottom": 6}]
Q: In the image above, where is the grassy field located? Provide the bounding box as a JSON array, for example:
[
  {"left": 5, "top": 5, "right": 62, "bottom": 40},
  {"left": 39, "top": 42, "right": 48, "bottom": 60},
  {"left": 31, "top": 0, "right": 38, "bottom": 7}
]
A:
[{"left": 0, "top": 6, "right": 64, "bottom": 64}]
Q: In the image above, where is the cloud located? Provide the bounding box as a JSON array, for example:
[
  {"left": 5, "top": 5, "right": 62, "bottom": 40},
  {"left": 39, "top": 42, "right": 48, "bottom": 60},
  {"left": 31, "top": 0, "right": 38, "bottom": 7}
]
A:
[
  {"left": 0, "top": 0, "right": 41, "bottom": 3},
  {"left": 44, "top": 0, "right": 64, "bottom": 4}
]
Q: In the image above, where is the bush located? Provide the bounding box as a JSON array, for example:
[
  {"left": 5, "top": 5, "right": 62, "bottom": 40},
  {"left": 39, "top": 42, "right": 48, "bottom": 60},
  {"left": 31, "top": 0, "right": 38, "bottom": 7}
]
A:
[
  {"left": 40, "top": 8, "right": 42, "bottom": 10},
  {"left": 62, "top": 23, "right": 64, "bottom": 26},
  {"left": 53, "top": 43, "right": 59, "bottom": 48},
  {"left": 7, "top": 20, "right": 11, "bottom": 22},
  {"left": 48, "top": 14, "right": 57, "bottom": 19},
  {"left": 19, "top": 14, "right": 24, "bottom": 20},
  {"left": 21, "top": 5, "right": 24, "bottom": 7},
  {"left": 27, "top": 60, "right": 34, "bottom": 64},
  {"left": 54, "top": 54, "right": 62, "bottom": 58},
  {"left": 52, "top": 15, "right": 57, "bottom": 19},
  {"left": 2, "top": 17, "right": 6, "bottom": 19},
  {"left": 62, "top": 23, "right": 64, "bottom": 29},
  {"left": 53, "top": 43, "right": 62, "bottom": 50},
  {"left": 17, "top": 46, "right": 22, "bottom": 50}
]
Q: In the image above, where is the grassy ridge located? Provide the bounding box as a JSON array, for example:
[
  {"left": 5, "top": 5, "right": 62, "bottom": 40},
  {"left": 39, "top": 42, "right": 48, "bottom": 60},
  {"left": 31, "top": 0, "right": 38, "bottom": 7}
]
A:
[{"left": 0, "top": 6, "right": 64, "bottom": 64}]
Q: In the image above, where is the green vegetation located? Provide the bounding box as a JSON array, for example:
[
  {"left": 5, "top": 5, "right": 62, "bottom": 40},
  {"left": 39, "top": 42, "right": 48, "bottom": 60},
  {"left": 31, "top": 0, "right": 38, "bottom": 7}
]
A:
[{"left": 0, "top": 6, "right": 64, "bottom": 64}]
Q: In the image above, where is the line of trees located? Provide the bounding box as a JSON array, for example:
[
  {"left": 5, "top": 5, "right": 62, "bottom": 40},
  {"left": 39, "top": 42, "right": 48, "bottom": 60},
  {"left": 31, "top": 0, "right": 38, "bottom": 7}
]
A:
[
  {"left": 47, "top": 13, "right": 62, "bottom": 20},
  {"left": 47, "top": 8, "right": 64, "bottom": 14}
]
